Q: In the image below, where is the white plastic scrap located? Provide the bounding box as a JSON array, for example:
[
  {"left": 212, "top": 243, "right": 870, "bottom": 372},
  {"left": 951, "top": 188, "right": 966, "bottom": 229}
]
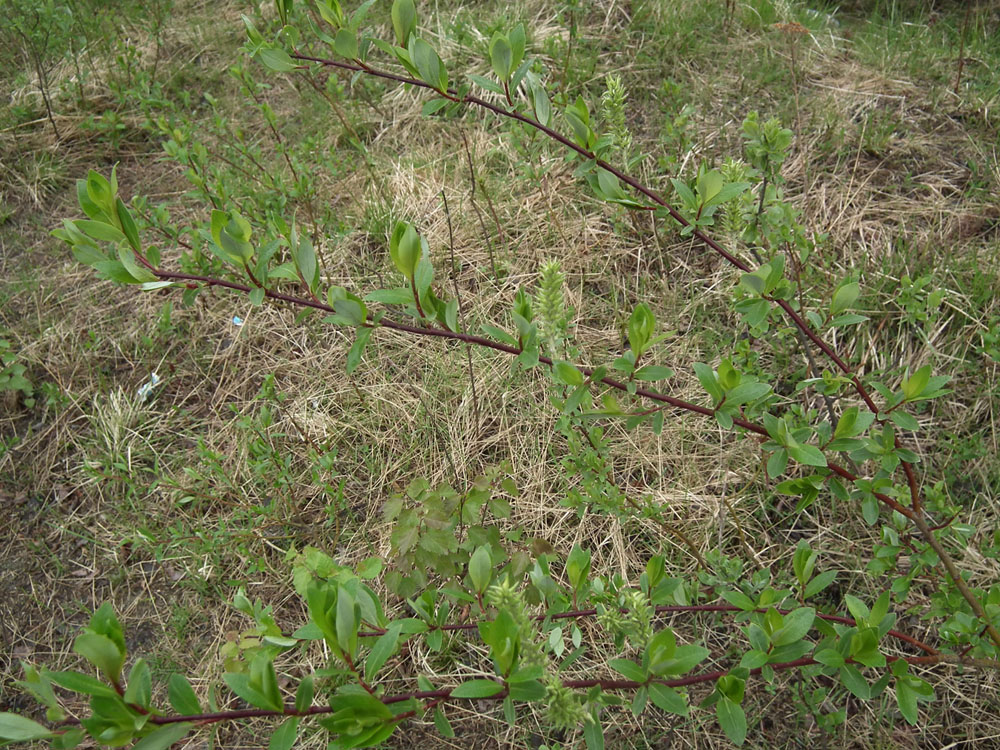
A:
[
  {"left": 232, "top": 316, "right": 244, "bottom": 326},
  {"left": 137, "top": 372, "right": 161, "bottom": 402}
]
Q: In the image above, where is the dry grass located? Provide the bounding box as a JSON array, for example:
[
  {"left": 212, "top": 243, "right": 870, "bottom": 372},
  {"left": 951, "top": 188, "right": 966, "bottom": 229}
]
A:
[{"left": 2, "top": 0, "right": 1000, "bottom": 748}]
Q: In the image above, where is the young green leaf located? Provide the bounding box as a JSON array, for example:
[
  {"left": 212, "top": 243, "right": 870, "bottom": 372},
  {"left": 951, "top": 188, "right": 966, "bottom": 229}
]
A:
[
  {"left": 583, "top": 714, "right": 605, "bottom": 750},
  {"left": 0, "top": 713, "right": 53, "bottom": 742},
  {"left": 628, "top": 303, "right": 655, "bottom": 356},
  {"left": 334, "top": 28, "right": 358, "bottom": 60},
  {"left": 670, "top": 178, "right": 697, "bottom": 210},
  {"left": 766, "top": 448, "right": 788, "bottom": 478},
  {"left": 634, "top": 365, "right": 673, "bottom": 382},
  {"left": 409, "top": 38, "right": 448, "bottom": 92},
  {"left": 716, "top": 697, "right": 747, "bottom": 745},
  {"left": 693, "top": 363, "right": 724, "bottom": 404},
  {"left": 770, "top": 607, "right": 815, "bottom": 647},
  {"left": 115, "top": 199, "right": 141, "bottom": 253},
  {"left": 269, "top": 717, "right": 300, "bottom": 750},
  {"left": 433, "top": 707, "right": 455, "bottom": 737},
  {"left": 258, "top": 48, "right": 297, "bottom": 72},
  {"left": 123, "top": 659, "right": 152, "bottom": 709},
  {"left": 529, "top": 78, "right": 551, "bottom": 126},
  {"left": 839, "top": 664, "right": 870, "bottom": 699},
  {"left": 450, "top": 679, "right": 504, "bottom": 698},
  {"left": 830, "top": 281, "right": 860, "bottom": 316},
  {"left": 73, "top": 633, "right": 125, "bottom": 684},
  {"left": 489, "top": 32, "right": 513, "bottom": 81},
  {"left": 346, "top": 326, "right": 374, "bottom": 374},
  {"left": 46, "top": 670, "right": 118, "bottom": 698},
  {"left": 696, "top": 170, "right": 723, "bottom": 205},
  {"left": 364, "top": 625, "right": 400, "bottom": 682},
  {"left": 648, "top": 683, "right": 688, "bottom": 716},
  {"left": 389, "top": 221, "right": 422, "bottom": 278},
  {"left": 223, "top": 672, "right": 282, "bottom": 712},
  {"left": 391, "top": 0, "right": 416, "bottom": 47},
  {"left": 168, "top": 674, "right": 201, "bottom": 715},
  {"left": 565, "top": 544, "right": 591, "bottom": 592},
  {"left": 131, "top": 723, "right": 193, "bottom": 750},
  {"left": 468, "top": 545, "right": 492, "bottom": 595},
  {"left": 786, "top": 441, "right": 827, "bottom": 468}
]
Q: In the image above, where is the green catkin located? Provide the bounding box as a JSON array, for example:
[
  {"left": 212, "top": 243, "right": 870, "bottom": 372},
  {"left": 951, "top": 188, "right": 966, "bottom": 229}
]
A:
[
  {"left": 720, "top": 157, "right": 752, "bottom": 240},
  {"left": 536, "top": 260, "right": 568, "bottom": 355},
  {"left": 601, "top": 74, "right": 633, "bottom": 162}
]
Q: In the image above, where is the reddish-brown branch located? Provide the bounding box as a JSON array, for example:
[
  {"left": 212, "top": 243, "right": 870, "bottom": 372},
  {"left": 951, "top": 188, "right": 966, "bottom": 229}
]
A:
[
  {"left": 59, "top": 651, "right": 968, "bottom": 735},
  {"left": 355, "top": 603, "right": 938, "bottom": 656},
  {"left": 148, "top": 266, "right": 912, "bottom": 519}
]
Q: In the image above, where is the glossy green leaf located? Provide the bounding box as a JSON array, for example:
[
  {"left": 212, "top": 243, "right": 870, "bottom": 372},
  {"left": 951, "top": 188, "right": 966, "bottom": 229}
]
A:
[
  {"left": 116, "top": 199, "right": 141, "bottom": 252},
  {"left": 766, "top": 448, "right": 788, "bottom": 479},
  {"left": 294, "top": 237, "right": 317, "bottom": 291},
  {"left": 76, "top": 219, "right": 126, "bottom": 244},
  {"left": 450, "top": 679, "right": 504, "bottom": 698},
  {"left": 346, "top": 326, "right": 374, "bottom": 374},
  {"left": 123, "top": 659, "right": 152, "bottom": 709},
  {"left": 47, "top": 670, "right": 117, "bottom": 698},
  {"left": 634, "top": 365, "right": 673, "bottom": 382},
  {"left": 73, "top": 633, "right": 125, "bottom": 683},
  {"left": 0, "top": 713, "right": 53, "bottom": 742},
  {"left": 670, "top": 178, "right": 697, "bottom": 210},
  {"left": 391, "top": 0, "right": 416, "bottom": 47},
  {"left": 716, "top": 697, "right": 747, "bottom": 745},
  {"left": 223, "top": 672, "right": 282, "bottom": 712},
  {"left": 77, "top": 178, "right": 110, "bottom": 221},
  {"left": 830, "top": 281, "right": 860, "bottom": 316},
  {"left": 725, "top": 381, "right": 771, "bottom": 406},
  {"left": 258, "top": 48, "right": 297, "bottom": 72},
  {"left": 628, "top": 303, "right": 655, "bottom": 355},
  {"left": 609, "top": 658, "right": 646, "bottom": 682},
  {"left": 839, "top": 664, "right": 870, "bottom": 699},
  {"left": 269, "top": 717, "right": 300, "bottom": 750},
  {"left": 468, "top": 73, "right": 504, "bottom": 95},
  {"left": 131, "top": 722, "right": 193, "bottom": 750},
  {"left": 294, "top": 675, "right": 314, "bottom": 713},
  {"left": 889, "top": 410, "right": 920, "bottom": 431},
  {"left": 804, "top": 571, "right": 837, "bottom": 599},
  {"left": 771, "top": 608, "right": 815, "bottom": 647},
  {"left": 696, "top": 170, "right": 723, "bottom": 204},
  {"left": 648, "top": 683, "right": 688, "bottom": 716},
  {"left": 389, "top": 221, "right": 422, "bottom": 278},
  {"left": 365, "top": 288, "right": 413, "bottom": 304},
  {"left": 721, "top": 590, "right": 755, "bottom": 611},
  {"left": 693, "top": 362, "right": 723, "bottom": 404},
  {"left": 85, "top": 170, "right": 114, "bottom": 215},
  {"left": 364, "top": 625, "right": 399, "bottom": 682},
  {"left": 583, "top": 714, "right": 604, "bottom": 750},
  {"left": 489, "top": 32, "right": 512, "bottom": 81},
  {"left": 168, "top": 674, "right": 201, "bottom": 715},
  {"left": 334, "top": 28, "right": 358, "bottom": 59},
  {"left": 468, "top": 545, "right": 492, "bottom": 594},
  {"left": 530, "top": 79, "right": 551, "bottom": 126},
  {"left": 509, "top": 24, "right": 526, "bottom": 71},
  {"left": 409, "top": 38, "right": 447, "bottom": 92},
  {"left": 433, "top": 707, "right": 454, "bottom": 737},
  {"left": 786, "top": 442, "right": 827, "bottom": 468},
  {"left": 507, "top": 679, "right": 545, "bottom": 702}
]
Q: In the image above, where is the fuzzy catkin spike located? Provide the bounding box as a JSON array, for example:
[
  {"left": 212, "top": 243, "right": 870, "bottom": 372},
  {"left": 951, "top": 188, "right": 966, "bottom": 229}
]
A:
[
  {"left": 486, "top": 579, "right": 546, "bottom": 669},
  {"left": 601, "top": 74, "right": 633, "bottom": 162},
  {"left": 543, "top": 676, "right": 591, "bottom": 729},
  {"left": 720, "top": 157, "right": 753, "bottom": 240},
  {"left": 536, "top": 260, "right": 568, "bottom": 355}
]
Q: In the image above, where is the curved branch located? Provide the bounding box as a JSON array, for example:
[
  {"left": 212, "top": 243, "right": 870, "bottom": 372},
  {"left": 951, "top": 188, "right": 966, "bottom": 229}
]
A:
[{"left": 151, "top": 266, "right": 912, "bottom": 520}]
